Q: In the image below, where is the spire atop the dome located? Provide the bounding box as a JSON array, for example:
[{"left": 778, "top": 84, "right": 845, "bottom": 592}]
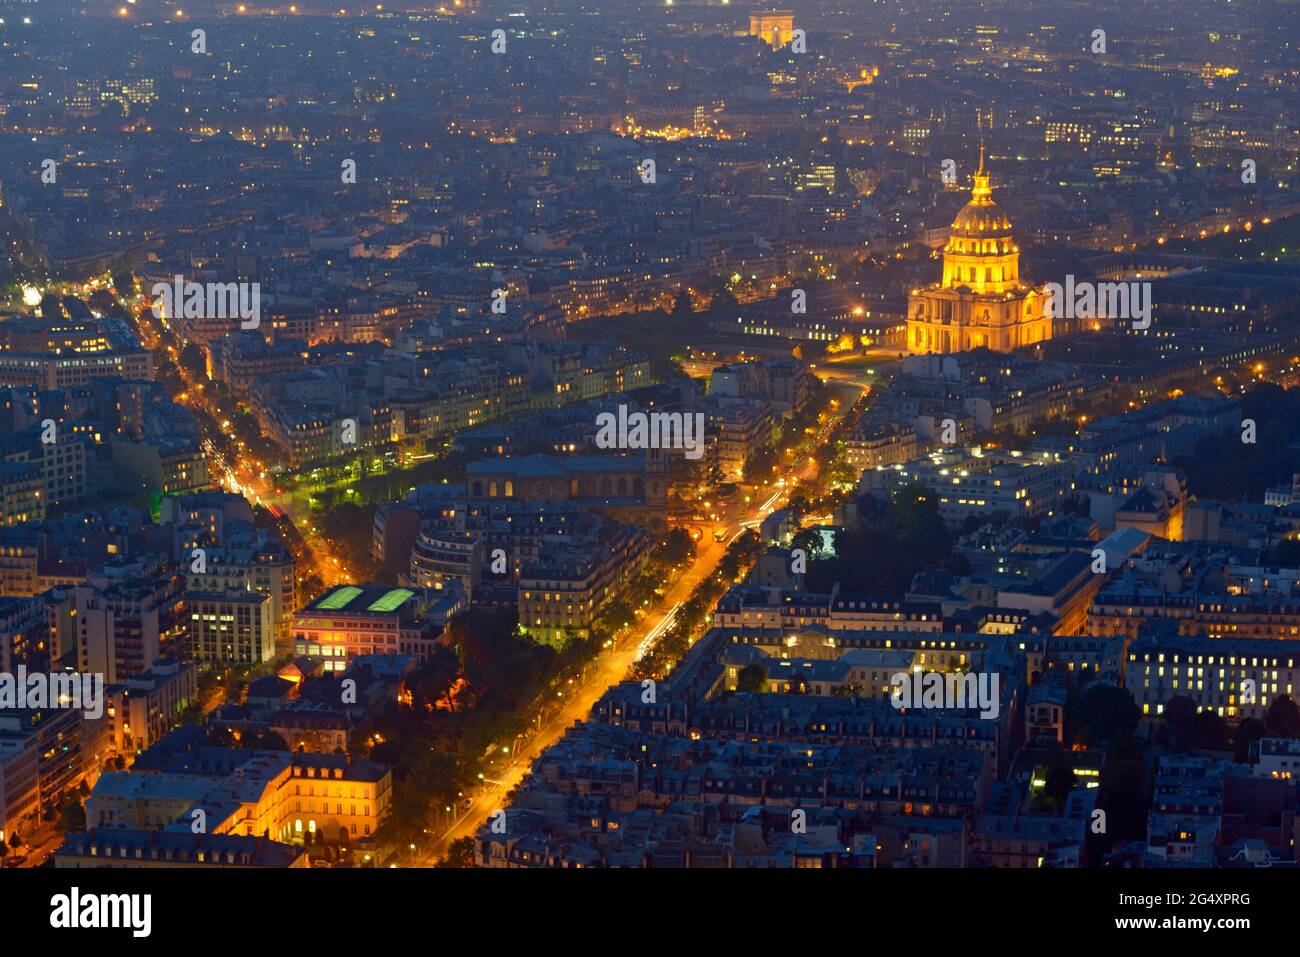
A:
[{"left": 971, "top": 138, "right": 992, "bottom": 204}]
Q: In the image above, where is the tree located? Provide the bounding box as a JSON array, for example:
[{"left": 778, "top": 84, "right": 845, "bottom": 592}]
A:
[
  {"left": 1189, "top": 709, "right": 1229, "bottom": 751},
  {"left": 1265, "top": 695, "right": 1300, "bottom": 738},
  {"left": 57, "top": 796, "right": 86, "bottom": 835},
  {"left": 657, "top": 528, "right": 695, "bottom": 567},
  {"left": 743, "top": 444, "right": 779, "bottom": 483},
  {"left": 708, "top": 281, "right": 738, "bottom": 310},
  {"left": 372, "top": 785, "right": 431, "bottom": 855},
  {"left": 179, "top": 342, "right": 207, "bottom": 380},
  {"left": 600, "top": 599, "right": 635, "bottom": 634},
  {"left": 1072, "top": 684, "right": 1140, "bottom": 747},
  {"left": 736, "top": 664, "right": 767, "bottom": 693},
  {"left": 892, "top": 483, "right": 951, "bottom": 563},
  {"left": 436, "top": 836, "right": 476, "bottom": 868},
  {"left": 1161, "top": 694, "right": 1196, "bottom": 731},
  {"left": 447, "top": 606, "right": 555, "bottom": 703},
  {"left": 1235, "top": 718, "right": 1268, "bottom": 763},
  {"left": 790, "top": 527, "right": 823, "bottom": 561},
  {"left": 89, "top": 289, "right": 117, "bottom": 315},
  {"left": 1172, "top": 384, "right": 1300, "bottom": 501},
  {"left": 412, "top": 644, "right": 461, "bottom": 713},
  {"left": 39, "top": 293, "right": 64, "bottom": 320}
]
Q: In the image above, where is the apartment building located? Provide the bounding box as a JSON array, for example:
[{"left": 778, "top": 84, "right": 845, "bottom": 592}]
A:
[
  {"left": 187, "top": 590, "right": 275, "bottom": 666},
  {"left": 185, "top": 541, "right": 297, "bottom": 644},
  {"left": 1128, "top": 634, "right": 1300, "bottom": 721},
  {"left": 73, "top": 558, "right": 185, "bottom": 683},
  {"left": 518, "top": 523, "right": 654, "bottom": 643},
  {"left": 102, "top": 658, "right": 198, "bottom": 756}
]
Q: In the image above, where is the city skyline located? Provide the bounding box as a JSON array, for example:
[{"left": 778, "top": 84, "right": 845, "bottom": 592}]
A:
[{"left": 0, "top": 0, "right": 1295, "bottom": 933}]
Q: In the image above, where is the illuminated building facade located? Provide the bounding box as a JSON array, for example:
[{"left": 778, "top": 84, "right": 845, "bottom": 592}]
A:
[
  {"left": 749, "top": 10, "right": 794, "bottom": 48},
  {"left": 187, "top": 589, "right": 275, "bottom": 666},
  {"left": 1129, "top": 635, "right": 1300, "bottom": 721},
  {"left": 907, "top": 148, "right": 1050, "bottom": 354},
  {"left": 292, "top": 584, "right": 452, "bottom": 671}
]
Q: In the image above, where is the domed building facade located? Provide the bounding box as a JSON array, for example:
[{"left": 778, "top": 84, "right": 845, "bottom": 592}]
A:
[{"left": 907, "top": 148, "right": 1050, "bottom": 354}]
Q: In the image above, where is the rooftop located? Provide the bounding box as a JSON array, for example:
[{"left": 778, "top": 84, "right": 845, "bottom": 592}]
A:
[{"left": 304, "top": 584, "right": 421, "bottom": 616}]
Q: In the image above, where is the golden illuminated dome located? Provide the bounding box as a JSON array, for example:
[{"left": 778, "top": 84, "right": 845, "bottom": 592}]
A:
[
  {"left": 939, "top": 143, "right": 1022, "bottom": 294},
  {"left": 949, "top": 144, "right": 1011, "bottom": 236},
  {"left": 950, "top": 200, "right": 1012, "bottom": 235},
  {"left": 907, "top": 141, "right": 1051, "bottom": 355}
]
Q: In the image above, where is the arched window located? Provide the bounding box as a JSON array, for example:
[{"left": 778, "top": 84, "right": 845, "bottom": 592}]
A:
[
  {"left": 617, "top": 478, "right": 628, "bottom": 495},
  {"left": 488, "top": 481, "right": 498, "bottom": 498},
  {"left": 601, "top": 478, "right": 612, "bottom": 496},
  {"left": 471, "top": 481, "right": 483, "bottom": 497},
  {"left": 504, "top": 480, "right": 514, "bottom": 497}
]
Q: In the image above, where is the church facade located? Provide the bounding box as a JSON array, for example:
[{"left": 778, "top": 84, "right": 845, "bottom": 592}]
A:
[{"left": 907, "top": 149, "right": 1051, "bottom": 354}]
